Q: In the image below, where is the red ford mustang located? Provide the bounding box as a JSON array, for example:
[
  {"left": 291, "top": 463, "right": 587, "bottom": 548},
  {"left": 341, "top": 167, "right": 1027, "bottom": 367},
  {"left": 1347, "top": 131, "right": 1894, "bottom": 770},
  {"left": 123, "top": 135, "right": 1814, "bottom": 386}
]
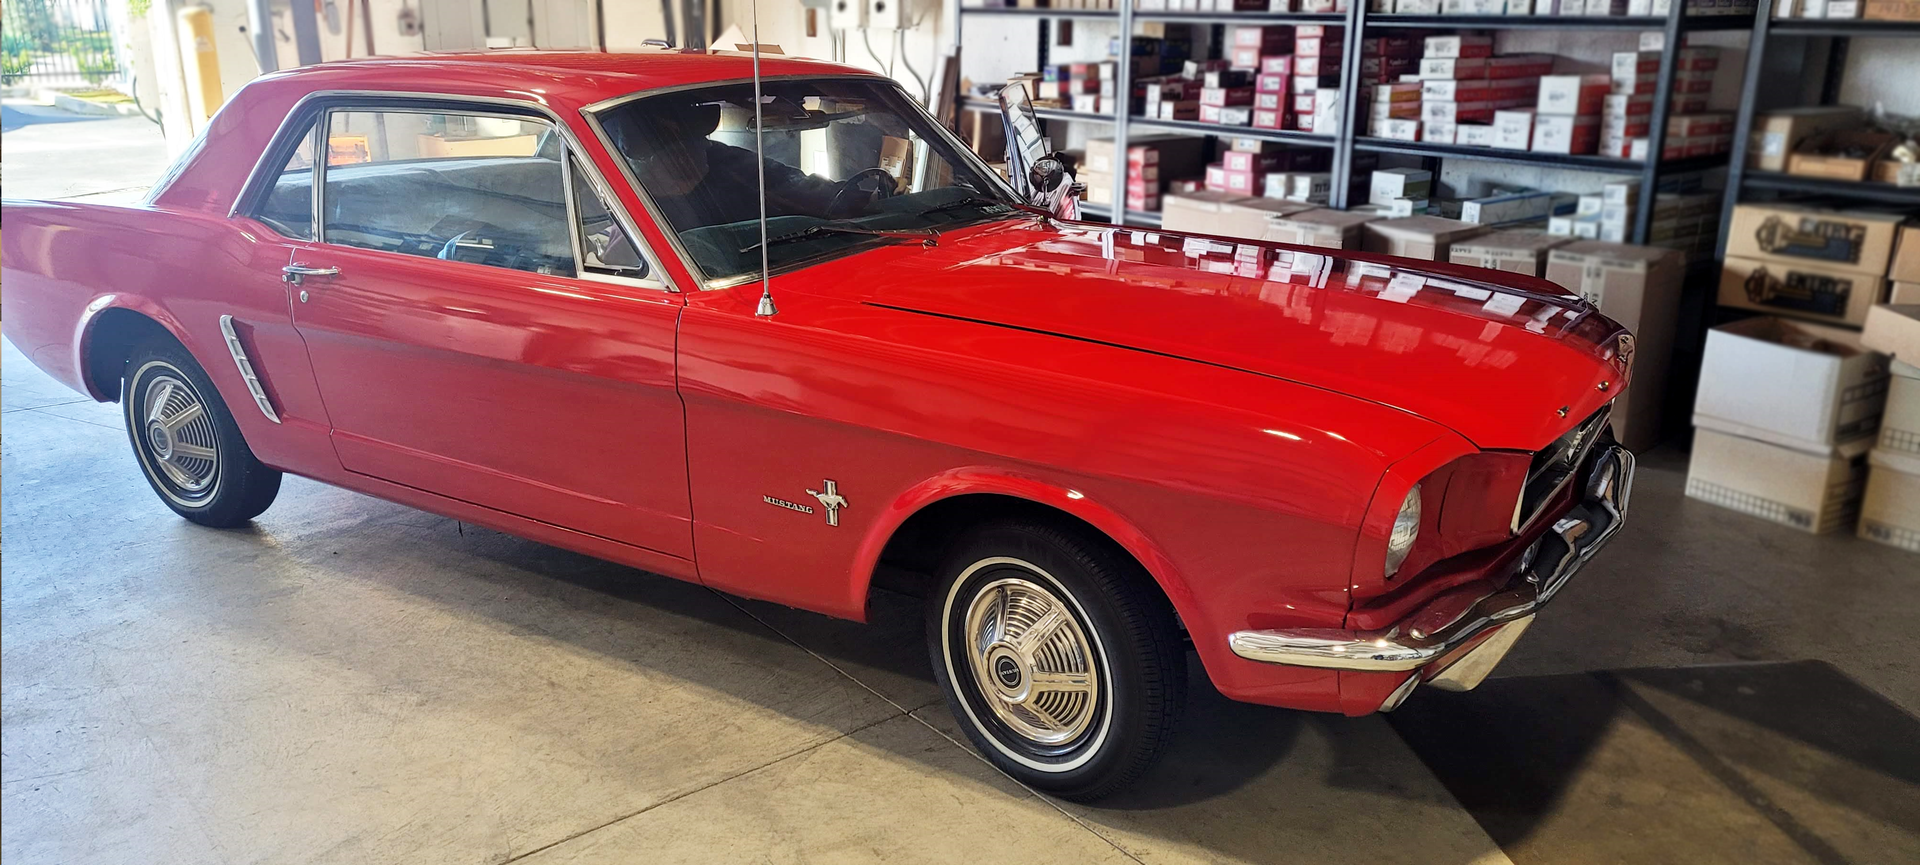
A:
[{"left": 2, "top": 50, "right": 1634, "bottom": 799}]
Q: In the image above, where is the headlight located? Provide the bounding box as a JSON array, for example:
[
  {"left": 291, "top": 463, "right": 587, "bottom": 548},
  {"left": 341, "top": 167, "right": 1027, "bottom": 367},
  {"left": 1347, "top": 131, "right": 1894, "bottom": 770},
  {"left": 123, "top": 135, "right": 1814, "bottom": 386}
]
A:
[{"left": 1385, "top": 484, "right": 1421, "bottom": 578}]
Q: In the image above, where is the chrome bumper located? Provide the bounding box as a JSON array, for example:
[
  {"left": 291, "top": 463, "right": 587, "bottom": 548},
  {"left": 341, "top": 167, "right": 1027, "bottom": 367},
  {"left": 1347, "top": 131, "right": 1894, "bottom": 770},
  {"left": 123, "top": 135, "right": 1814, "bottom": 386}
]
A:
[{"left": 1228, "top": 444, "right": 1634, "bottom": 675}]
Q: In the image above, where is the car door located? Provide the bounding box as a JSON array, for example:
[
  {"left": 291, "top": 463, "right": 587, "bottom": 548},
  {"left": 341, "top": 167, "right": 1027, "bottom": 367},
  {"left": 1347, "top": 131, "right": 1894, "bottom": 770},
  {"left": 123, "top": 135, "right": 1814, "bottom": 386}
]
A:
[{"left": 275, "top": 102, "right": 693, "bottom": 559}]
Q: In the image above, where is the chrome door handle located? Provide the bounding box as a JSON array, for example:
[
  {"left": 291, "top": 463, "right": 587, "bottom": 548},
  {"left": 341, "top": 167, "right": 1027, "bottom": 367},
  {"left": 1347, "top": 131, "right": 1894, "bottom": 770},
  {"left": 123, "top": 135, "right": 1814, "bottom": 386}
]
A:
[{"left": 282, "top": 264, "right": 340, "bottom": 285}]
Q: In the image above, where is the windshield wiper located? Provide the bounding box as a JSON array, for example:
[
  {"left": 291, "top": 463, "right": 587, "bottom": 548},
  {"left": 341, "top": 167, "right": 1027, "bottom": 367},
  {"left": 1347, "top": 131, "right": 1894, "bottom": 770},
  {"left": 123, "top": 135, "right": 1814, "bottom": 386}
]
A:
[
  {"left": 739, "top": 222, "right": 938, "bottom": 255},
  {"left": 916, "top": 195, "right": 1016, "bottom": 217}
]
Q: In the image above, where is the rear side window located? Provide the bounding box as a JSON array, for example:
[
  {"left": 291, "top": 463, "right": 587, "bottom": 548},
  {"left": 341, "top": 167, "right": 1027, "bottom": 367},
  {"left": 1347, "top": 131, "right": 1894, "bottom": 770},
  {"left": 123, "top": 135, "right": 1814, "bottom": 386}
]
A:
[
  {"left": 255, "top": 124, "right": 318, "bottom": 240},
  {"left": 319, "top": 109, "right": 574, "bottom": 276}
]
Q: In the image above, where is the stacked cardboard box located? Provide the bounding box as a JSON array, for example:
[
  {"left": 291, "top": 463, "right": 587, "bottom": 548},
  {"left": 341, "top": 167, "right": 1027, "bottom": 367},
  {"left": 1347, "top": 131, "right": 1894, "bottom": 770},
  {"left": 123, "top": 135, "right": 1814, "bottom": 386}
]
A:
[
  {"left": 1687, "top": 317, "right": 1888, "bottom": 533},
  {"left": 1531, "top": 73, "right": 1608, "bottom": 155},
  {"left": 1890, "top": 226, "right": 1920, "bottom": 303},
  {"left": 1159, "top": 191, "right": 1317, "bottom": 242},
  {"left": 1542, "top": 242, "right": 1684, "bottom": 450},
  {"left": 1859, "top": 305, "right": 1920, "bottom": 551},
  {"left": 1253, "top": 145, "right": 1335, "bottom": 203},
  {"left": 1600, "top": 45, "right": 1730, "bottom": 161},
  {"left": 1291, "top": 25, "right": 1343, "bottom": 134},
  {"left": 1083, "top": 135, "right": 1208, "bottom": 213},
  {"left": 1408, "top": 49, "right": 1554, "bottom": 148},
  {"left": 1362, "top": 215, "right": 1488, "bottom": 261},
  {"left": 1038, "top": 62, "right": 1112, "bottom": 110},
  {"left": 1720, "top": 203, "right": 1906, "bottom": 327},
  {"left": 1449, "top": 229, "right": 1571, "bottom": 277}
]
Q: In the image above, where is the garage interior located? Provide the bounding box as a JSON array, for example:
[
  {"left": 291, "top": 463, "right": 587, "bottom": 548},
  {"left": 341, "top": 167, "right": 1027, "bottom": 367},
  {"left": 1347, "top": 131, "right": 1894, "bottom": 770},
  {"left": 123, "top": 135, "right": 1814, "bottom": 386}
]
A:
[{"left": 4, "top": 0, "right": 1920, "bottom": 861}]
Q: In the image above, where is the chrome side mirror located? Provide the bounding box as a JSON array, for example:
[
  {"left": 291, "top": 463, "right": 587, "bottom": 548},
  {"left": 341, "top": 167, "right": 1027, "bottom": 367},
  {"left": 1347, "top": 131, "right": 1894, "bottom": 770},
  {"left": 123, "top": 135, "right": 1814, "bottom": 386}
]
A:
[{"left": 999, "top": 83, "right": 1082, "bottom": 220}]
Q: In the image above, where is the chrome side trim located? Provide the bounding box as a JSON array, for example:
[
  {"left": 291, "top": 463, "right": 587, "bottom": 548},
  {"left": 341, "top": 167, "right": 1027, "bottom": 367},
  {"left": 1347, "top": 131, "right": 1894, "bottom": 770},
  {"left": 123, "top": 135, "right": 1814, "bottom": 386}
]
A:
[
  {"left": 1229, "top": 444, "right": 1634, "bottom": 673},
  {"left": 218, "top": 315, "right": 281, "bottom": 424}
]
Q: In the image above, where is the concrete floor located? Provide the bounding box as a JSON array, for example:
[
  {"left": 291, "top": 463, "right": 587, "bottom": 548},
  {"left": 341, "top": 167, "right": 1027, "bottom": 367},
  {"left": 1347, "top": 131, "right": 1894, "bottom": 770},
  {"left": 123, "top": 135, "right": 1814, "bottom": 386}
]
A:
[{"left": 4, "top": 104, "right": 1918, "bottom": 864}]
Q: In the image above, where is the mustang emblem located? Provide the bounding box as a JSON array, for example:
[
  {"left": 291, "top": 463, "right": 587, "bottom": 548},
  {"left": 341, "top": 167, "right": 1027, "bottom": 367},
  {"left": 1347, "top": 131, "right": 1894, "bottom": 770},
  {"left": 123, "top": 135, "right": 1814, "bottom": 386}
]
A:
[{"left": 807, "top": 479, "right": 848, "bottom": 527}]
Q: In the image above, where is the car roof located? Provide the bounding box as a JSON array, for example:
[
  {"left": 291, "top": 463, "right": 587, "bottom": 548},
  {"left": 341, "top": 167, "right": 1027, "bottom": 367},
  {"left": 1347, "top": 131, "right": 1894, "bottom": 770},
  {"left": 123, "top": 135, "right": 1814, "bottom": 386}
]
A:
[{"left": 269, "top": 49, "right": 878, "bottom": 106}]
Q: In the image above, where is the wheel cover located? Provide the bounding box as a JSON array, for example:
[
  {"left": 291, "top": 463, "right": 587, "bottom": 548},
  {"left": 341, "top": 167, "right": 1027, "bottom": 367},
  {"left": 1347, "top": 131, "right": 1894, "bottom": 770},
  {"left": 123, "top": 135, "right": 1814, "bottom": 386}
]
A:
[
  {"left": 140, "top": 372, "right": 219, "bottom": 498},
  {"left": 962, "top": 576, "right": 1101, "bottom": 746}
]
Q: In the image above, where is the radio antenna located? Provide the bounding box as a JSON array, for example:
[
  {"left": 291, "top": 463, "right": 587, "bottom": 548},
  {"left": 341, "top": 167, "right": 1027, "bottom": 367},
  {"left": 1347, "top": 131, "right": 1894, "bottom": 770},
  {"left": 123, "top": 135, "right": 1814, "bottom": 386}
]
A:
[{"left": 749, "top": 0, "right": 777, "bottom": 317}]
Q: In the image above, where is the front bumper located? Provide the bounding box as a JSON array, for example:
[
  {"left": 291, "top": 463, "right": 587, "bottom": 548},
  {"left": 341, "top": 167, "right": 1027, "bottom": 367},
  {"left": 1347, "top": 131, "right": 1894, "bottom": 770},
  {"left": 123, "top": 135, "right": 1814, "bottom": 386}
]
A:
[{"left": 1226, "top": 444, "right": 1633, "bottom": 687}]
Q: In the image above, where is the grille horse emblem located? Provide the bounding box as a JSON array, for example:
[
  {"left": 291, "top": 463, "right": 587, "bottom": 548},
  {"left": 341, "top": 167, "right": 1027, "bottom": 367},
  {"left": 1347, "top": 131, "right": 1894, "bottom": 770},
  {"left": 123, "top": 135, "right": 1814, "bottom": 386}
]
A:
[{"left": 808, "top": 480, "right": 848, "bottom": 527}]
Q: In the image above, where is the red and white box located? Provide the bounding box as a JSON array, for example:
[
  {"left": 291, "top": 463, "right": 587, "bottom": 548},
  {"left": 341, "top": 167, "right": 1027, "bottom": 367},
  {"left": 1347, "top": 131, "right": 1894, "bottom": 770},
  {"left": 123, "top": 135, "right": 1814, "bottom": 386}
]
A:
[
  {"left": 1424, "top": 34, "right": 1494, "bottom": 59},
  {"left": 1610, "top": 51, "right": 1659, "bottom": 82},
  {"left": 1371, "top": 100, "right": 1422, "bottom": 121},
  {"left": 1261, "top": 55, "right": 1293, "bottom": 75},
  {"left": 1252, "top": 108, "right": 1287, "bottom": 129},
  {"left": 1537, "top": 74, "right": 1610, "bottom": 116},
  {"left": 1667, "top": 113, "right": 1733, "bottom": 137},
  {"left": 1424, "top": 119, "right": 1458, "bottom": 144},
  {"left": 1419, "top": 57, "right": 1489, "bottom": 80},
  {"left": 1422, "top": 78, "right": 1491, "bottom": 102},
  {"left": 1488, "top": 54, "right": 1555, "bottom": 80},
  {"left": 1458, "top": 124, "right": 1498, "bottom": 147},
  {"left": 1601, "top": 92, "right": 1653, "bottom": 117},
  {"left": 1532, "top": 114, "right": 1600, "bottom": 154},
  {"left": 1372, "top": 117, "right": 1422, "bottom": 141},
  {"left": 1256, "top": 72, "right": 1289, "bottom": 93},
  {"left": 1232, "top": 25, "right": 1294, "bottom": 51},
  {"left": 1230, "top": 47, "right": 1264, "bottom": 70},
  {"left": 1255, "top": 91, "right": 1286, "bottom": 111},
  {"left": 1423, "top": 100, "right": 1497, "bottom": 124},
  {"left": 1294, "top": 55, "right": 1339, "bottom": 77},
  {"left": 1374, "top": 81, "right": 1424, "bottom": 103},
  {"left": 1200, "top": 86, "right": 1255, "bottom": 107}
]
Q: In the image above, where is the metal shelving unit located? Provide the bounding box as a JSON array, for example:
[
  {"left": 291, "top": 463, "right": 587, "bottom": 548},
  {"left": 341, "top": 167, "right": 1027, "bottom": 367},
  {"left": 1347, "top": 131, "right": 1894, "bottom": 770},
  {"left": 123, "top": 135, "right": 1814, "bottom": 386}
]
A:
[
  {"left": 956, "top": 3, "right": 1755, "bottom": 240},
  {"left": 1717, "top": 1, "right": 1920, "bottom": 261}
]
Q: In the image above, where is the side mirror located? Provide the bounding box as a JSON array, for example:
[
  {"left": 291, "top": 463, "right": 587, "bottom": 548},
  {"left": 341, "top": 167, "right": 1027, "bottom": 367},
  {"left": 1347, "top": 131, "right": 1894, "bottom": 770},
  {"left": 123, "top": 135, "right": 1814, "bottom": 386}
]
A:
[{"left": 999, "top": 82, "right": 1082, "bottom": 220}]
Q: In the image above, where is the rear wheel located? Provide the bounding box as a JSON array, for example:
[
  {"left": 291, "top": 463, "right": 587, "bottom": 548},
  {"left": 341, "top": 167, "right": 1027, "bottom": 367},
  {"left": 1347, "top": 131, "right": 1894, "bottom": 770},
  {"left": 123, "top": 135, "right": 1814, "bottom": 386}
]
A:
[
  {"left": 122, "top": 337, "right": 281, "bottom": 527},
  {"left": 928, "top": 521, "right": 1185, "bottom": 801}
]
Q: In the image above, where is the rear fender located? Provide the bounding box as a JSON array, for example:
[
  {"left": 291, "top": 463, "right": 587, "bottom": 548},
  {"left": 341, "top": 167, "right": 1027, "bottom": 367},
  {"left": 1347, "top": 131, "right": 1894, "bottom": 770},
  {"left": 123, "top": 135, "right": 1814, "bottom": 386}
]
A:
[{"left": 73, "top": 294, "right": 200, "bottom": 401}]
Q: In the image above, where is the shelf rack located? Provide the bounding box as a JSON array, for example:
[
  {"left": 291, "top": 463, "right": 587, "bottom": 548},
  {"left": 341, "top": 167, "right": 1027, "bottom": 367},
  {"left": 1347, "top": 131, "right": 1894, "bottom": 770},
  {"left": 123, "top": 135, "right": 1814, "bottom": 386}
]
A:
[
  {"left": 1717, "top": 1, "right": 1920, "bottom": 261},
  {"left": 954, "top": 2, "right": 1754, "bottom": 244}
]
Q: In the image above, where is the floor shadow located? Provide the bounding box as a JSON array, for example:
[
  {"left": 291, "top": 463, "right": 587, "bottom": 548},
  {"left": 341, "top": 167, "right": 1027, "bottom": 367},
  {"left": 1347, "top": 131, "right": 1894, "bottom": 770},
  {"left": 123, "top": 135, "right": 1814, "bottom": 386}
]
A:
[
  {"left": 0, "top": 104, "right": 106, "bottom": 133},
  {"left": 1391, "top": 662, "right": 1920, "bottom": 865}
]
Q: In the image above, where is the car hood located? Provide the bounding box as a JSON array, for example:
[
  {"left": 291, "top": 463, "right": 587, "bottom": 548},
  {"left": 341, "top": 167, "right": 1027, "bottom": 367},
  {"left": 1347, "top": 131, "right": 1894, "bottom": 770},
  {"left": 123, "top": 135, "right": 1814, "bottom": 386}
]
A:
[{"left": 857, "top": 218, "right": 1628, "bottom": 451}]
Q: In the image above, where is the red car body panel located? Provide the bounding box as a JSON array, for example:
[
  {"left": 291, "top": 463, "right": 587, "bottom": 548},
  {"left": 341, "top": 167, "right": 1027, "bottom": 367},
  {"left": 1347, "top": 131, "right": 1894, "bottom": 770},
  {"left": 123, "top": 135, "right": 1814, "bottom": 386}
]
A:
[{"left": 0, "top": 51, "right": 1629, "bottom": 716}]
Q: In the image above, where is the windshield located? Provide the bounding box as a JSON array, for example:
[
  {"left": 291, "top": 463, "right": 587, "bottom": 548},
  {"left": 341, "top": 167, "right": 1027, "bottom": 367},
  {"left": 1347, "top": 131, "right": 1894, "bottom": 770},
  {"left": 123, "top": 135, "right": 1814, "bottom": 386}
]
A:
[{"left": 594, "top": 76, "right": 1017, "bottom": 284}]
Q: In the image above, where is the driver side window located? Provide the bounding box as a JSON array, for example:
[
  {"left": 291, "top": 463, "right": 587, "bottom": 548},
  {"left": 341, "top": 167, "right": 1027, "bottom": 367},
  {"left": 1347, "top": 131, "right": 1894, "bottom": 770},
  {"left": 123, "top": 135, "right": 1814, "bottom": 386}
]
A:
[{"left": 571, "top": 157, "right": 650, "bottom": 281}]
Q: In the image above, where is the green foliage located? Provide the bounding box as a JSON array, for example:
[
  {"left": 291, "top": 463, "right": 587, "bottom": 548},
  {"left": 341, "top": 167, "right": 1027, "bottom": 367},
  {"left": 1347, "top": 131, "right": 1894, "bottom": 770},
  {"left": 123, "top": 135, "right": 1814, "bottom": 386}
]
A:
[
  {"left": 2, "top": 49, "right": 33, "bottom": 84},
  {"left": 127, "top": 0, "right": 151, "bottom": 18},
  {"left": 74, "top": 50, "right": 115, "bottom": 85},
  {"left": 3, "top": 31, "right": 34, "bottom": 56}
]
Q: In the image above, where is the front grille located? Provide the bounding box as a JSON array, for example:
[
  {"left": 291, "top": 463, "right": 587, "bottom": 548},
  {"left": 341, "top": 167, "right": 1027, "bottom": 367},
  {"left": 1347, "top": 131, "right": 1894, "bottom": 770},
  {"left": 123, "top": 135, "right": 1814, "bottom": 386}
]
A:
[{"left": 1513, "top": 405, "right": 1611, "bottom": 534}]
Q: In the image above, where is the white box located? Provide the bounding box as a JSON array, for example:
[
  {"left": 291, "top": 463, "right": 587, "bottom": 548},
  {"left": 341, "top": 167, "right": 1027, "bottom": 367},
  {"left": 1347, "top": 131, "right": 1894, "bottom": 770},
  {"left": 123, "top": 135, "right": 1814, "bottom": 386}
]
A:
[
  {"left": 1859, "top": 458, "right": 1920, "bottom": 552},
  {"left": 1457, "top": 124, "right": 1497, "bottom": 147},
  {"left": 1493, "top": 110, "right": 1535, "bottom": 150},
  {"left": 1694, "top": 316, "right": 1892, "bottom": 455},
  {"left": 1687, "top": 428, "right": 1869, "bottom": 535},
  {"left": 1370, "top": 167, "right": 1433, "bottom": 206}
]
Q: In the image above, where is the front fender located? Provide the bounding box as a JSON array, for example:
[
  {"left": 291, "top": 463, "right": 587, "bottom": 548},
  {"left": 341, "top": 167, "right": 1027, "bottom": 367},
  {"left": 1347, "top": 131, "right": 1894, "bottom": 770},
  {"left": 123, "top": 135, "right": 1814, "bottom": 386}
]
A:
[{"left": 851, "top": 465, "right": 1202, "bottom": 632}]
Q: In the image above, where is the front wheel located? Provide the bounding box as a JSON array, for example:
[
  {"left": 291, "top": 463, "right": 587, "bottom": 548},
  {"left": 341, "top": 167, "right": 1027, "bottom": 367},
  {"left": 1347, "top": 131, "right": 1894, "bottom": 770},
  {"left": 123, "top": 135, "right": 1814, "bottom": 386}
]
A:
[
  {"left": 928, "top": 521, "right": 1186, "bottom": 801},
  {"left": 122, "top": 337, "right": 282, "bottom": 527}
]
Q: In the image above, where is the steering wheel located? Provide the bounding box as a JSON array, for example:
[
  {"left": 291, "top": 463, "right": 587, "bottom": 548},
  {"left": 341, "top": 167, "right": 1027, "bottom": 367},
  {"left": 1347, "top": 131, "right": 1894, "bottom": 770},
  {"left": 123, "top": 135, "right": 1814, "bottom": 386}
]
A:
[{"left": 827, "top": 167, "right": 900, "bottom": 218}]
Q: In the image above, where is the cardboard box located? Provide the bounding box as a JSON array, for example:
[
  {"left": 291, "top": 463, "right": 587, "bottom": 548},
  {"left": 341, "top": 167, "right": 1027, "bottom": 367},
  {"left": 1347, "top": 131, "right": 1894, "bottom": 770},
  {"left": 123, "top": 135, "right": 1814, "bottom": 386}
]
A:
[
  {"left": 1874, "top": 366, "right": 1920, "bottom": 470},
  {"left": 1789, "top": 129, "right": 1897, "bottom": 181},
  {"left": 1693, "top": 316, "right": 1890, "bottom": 454},
  {"left": 1161, "top": 192, "right": 1316, "bottom": 241},
  {"left": 1451, "top": 229, "right": 1572, "bottom": 277},
  {"left": 1266, "top": 208, "right": 1381, "bottom": 249},
  {"left": 1743, "top": 107, "right": 1858, "bottom": 171},
  {"left": 1361, "top": 215, "right": 1488, "bottom": 261},
  {"left": 1536, "top": 74, "right": 1611, "bottom": 116},
  {"left": 1719, "top": 256, "right": 1888, "bottom": 327},
  {"left": 1686, "top": 427, "right": 1869, "bottom": 535},
  {"left": 1865, "top": 0, "right": 1920, "bottom": 19},
  {"left": 1725, "top": 204, "right": 1907, "bottom": 277},
  {"left": 1862, "top": 303, "right": 1920, "bottom": 365},
  {"left": 1891, "top": 226, "right": 1920, "bottom": 284},
  {"left": 1858, "top": 460, "right": 1920, "bottom": 552},
  {"left": 1493, "top": 110, "right": 1535, "bottom": 150},
  {"left": 1532, "top": 115, "right": 1601, "bottom": 155},
  {"left": 1544, "top": 241, "right": 1684, "bottom": 450},
  {"left": 1894, "top": 282, "right": 1920, "bottom": 305}
]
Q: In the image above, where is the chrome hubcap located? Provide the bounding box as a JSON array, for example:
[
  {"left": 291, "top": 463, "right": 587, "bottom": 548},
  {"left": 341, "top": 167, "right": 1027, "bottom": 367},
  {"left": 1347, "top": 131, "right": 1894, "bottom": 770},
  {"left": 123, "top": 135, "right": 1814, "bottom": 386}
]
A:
[
  {"left": 141, "top": 373, "right": 218, "bottom": 495},
  {"left": 963, "top": 577, "right": 1100, "bottom": 746}
]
